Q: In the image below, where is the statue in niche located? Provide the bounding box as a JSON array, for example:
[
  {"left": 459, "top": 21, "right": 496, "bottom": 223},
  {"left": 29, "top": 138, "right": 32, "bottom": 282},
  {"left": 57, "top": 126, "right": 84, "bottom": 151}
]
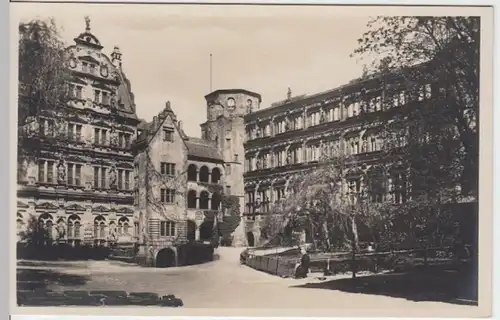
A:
[
  {"left": 57, "top": 159, "right": 66, "bottom": 184},
  {"left": 109, "top": 166, "right": 117, "bottom": 189},
  {"left": 109, "top": 224, "right": 117, "bottom": 241}
]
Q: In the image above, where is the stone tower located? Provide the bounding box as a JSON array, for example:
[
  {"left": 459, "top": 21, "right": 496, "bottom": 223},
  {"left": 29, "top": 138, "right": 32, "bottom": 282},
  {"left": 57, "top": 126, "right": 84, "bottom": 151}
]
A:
[{"left": 201, "top": 89, "right": 261, "bottom": 247}]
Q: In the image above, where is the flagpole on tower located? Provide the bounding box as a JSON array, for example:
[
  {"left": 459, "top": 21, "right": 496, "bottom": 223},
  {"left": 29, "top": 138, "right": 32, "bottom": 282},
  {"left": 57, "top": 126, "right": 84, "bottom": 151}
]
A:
[{"left": 210, "top": 54, "right": 213, "bottom": 92}]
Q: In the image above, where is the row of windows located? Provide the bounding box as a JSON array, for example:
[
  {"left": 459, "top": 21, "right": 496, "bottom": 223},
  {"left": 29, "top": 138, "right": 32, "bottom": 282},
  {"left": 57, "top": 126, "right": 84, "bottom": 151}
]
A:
[
  {"left": 68, "top": 84, "right": 111, "bottom": 106},
  {"left": 39, "top": 119, "right": 132, "bottom": 149},
  {"left": 244, "top": 174, "right": 410, "bottom": 214},
  {"left": 245, "top": 135, "right": 384, "bottom": 171},
  {"left": 246, "top": 84, "right": 434, "bottom": 142},
  {"left": 35, "top": 214, "right": 135, "bottom": 240},
  {"left": 93, "top": 167, "right": 132, "bottom": 190},
  {"left": 37, "top": 161, "right": 132, "bottom": 189}
]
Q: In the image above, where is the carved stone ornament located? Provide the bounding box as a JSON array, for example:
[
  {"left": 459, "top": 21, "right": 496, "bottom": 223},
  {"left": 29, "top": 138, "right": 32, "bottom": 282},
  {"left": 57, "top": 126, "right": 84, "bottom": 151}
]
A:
[
  {"left": 57, "top": 159, "right": 66, "bottom": 184},
  {"left": 100, "top": 64, "right": 109, "bottom": 78}
]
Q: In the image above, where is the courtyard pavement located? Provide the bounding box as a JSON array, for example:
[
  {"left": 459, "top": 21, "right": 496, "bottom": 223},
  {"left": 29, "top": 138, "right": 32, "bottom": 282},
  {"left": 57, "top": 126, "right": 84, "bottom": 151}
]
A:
[{"left": 17, "top": 247, "right": 478, "bottom": 311}]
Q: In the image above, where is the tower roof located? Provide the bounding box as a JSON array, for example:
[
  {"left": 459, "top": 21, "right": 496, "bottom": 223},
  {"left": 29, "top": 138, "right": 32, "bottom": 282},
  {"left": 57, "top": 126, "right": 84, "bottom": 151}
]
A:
[{"left": 204, "top": 89, "right": 262, "bottom": 102}]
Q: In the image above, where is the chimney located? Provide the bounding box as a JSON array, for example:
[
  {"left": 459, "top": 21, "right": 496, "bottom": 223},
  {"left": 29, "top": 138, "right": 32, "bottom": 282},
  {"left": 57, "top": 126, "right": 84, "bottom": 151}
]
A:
[{"left": 152, "top": 116, "right": 158, "bottom": 128}]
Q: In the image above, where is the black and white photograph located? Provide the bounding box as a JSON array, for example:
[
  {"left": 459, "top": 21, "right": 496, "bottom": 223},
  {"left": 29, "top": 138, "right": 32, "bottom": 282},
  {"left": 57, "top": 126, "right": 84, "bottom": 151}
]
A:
[{"left": 10, "top": 2, "right": 493, "bottom": 317}]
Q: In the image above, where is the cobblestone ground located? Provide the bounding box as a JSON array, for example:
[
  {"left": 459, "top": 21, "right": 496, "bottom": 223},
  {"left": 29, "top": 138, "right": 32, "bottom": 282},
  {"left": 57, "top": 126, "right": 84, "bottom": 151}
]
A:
[{"left": 18, "top": 247, "right": 478, "bottom": 310}]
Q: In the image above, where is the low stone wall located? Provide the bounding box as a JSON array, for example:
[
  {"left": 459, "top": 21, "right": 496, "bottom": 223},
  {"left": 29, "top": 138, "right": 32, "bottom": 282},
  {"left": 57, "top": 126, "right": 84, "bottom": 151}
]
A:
[
  {"left": 17, "top": 289, "right": 184, "bottom": 307},
  {"left": 245, "top": 254, "right": 297, "bottom": 278}
]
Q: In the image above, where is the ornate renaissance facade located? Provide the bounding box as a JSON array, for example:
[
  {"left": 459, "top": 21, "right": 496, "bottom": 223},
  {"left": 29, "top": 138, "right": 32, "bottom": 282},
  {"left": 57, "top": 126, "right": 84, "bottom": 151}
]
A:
[{"left": 17, "top": 19, "right": 139, "bottom": 248}]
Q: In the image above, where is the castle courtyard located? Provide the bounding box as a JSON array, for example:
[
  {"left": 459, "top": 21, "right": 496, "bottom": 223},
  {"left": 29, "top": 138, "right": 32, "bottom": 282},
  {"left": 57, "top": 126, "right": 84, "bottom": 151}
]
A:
[{"left": 17, "top": 247, "right": 477, "bottom": 311}]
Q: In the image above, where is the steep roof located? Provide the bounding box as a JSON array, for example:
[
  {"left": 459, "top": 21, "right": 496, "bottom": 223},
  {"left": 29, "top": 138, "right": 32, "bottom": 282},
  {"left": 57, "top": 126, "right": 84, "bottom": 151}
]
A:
[{"left": 185, "top": 137, "right": 223, "bottom": 162}]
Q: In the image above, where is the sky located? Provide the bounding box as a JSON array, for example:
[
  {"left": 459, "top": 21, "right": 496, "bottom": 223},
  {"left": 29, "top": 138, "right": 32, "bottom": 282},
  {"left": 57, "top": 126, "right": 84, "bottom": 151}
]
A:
[{"left": 12, "top": 3, "right": 374, "bottom": 138}]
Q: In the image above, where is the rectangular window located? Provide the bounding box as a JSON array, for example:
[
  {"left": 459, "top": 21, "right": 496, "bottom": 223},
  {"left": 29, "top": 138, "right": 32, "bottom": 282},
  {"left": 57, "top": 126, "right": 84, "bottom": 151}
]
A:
[
  {"left": 75, "top": 164, "right": 81, "bottom": 186},
  {"left": 160, "top": 162, "right": 176, "bottom": 176},
  {"left": 102, "top": 92, "right": 109, "bottom": 105},
  {"left": 75, "top": 125, "right": 82, "bottom": 142},
  {"left": 94, "top": 167, "right": 99, "bottom": 188},
  {"left": 124, "top": 134, "right": 130, "bottom": 148},
  {"left": 82, "top": 62, "right": 88, "bottom": 73},
  {"left": 94, "top": 128, "right": 100, "bottom": 144},
  {"left": 118, "top": 169, "right": 123, "bottom": 189},
  {"left": 101, "top": 130, "right": 107, "bottom": 145},
  {"left": 101, "top": 168, "right": 106, "bottom": 189},
  {"left": 76, "top": 86, "right": 83, "bottom": 99},
  {"left": 38, "top": 161, "right": 45, "bottom": 183},
  {"left": 94, "top": 90, "right": 100, "bottom": 103},
  {"left": 163, "top": 128, "right": 174, "bottom": 142},
  {"left": 125, "top": 171, "right": 130, "bottom": 190},
  {"left": 226, "top": 186, "right": 231, "bottom": 194},
  {"left": 68, "top": 123, "right": 74, "bottom": 141},
  {"left": 69, "top": 84, "right": 76, "bottom": 98},
  {"left": 67, "top": 163, "right": 74, "bottom": 185},
  {"left": 160, "top": 221, "right": 176, "bottom": 237},
  {"left": 46, "top": 161, "right": 54, "bottom": 183},
  {"left": 234, "top": 154, "right": 239, "bottom": 162},
  {"left": 161, "top": 188, "right": 176, "bottom": 203},
  {"left": 89, "top": 64, "right": 96, "bottom": 74}
]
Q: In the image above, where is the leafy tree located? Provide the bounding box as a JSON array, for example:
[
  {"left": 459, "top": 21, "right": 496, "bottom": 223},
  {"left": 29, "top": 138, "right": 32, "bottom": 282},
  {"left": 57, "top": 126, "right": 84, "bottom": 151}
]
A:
[
  {"left": 18, "top": 18, "right": 70, "bottom": 126},
  {"left": 262, "top": 144, "right": 389, "bottom": 252},
  {"left": 19, "top": 215, "right": 52, "bottom": 248},
  {"left": 352, "top": 16, "right": 479, "bottom": 199}
]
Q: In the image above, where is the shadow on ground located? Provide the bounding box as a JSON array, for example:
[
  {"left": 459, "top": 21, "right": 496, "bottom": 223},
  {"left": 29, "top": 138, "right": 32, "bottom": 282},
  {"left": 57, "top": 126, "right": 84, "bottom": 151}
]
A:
[
  {"left": 291, "top": 265, "right": 478, "bottom": 306},
  {"left": 17, "top": 268, "right": 89, "bottom": 291}
]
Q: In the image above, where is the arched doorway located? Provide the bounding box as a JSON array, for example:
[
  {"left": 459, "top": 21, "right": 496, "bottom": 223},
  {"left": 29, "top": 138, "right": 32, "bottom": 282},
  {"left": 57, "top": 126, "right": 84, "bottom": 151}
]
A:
[
  {"left": 247, "top": 231, "right": 255, "bottom": 247},
  {"left": 187, "top": 220, "right": 196, "bottom": 242},
  {"left": 156, "top": 248, "right": 177, "bottom": 268}
]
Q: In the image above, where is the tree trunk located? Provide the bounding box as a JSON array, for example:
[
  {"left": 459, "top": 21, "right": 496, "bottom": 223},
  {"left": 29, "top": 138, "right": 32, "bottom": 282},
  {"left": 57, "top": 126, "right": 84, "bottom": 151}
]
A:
[
  {"left": 351, "top": 215, "right": 359, "bottom": 250},
  {"left": 351, "top": 214, "right": 359, "bottom": 279}
]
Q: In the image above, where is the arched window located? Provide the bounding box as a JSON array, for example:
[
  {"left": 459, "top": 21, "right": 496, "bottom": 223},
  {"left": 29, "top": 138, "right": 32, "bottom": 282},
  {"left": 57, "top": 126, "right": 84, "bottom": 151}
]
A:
[
  {"left": 187, "top": 164, "right": 197, "bottom": 182},
  {"left": 211, "top": 192, "right": 221, "bottom": 210},
  {"left": 227, "top": 97, "right": 236, "bottom": 108},
  {"left": 118, "top": 217, "right": 130, "bottom": 235},
  {"left": 94, "top": 215, "right": 106, "bottom": 239},
  {"left": 187, "top": 190, "right": 197, "bottom": 209},
  {"left": 199, "top": 166, "right": 209, "bottom": 183},
  {"left": 67, "top": 215, "right": 81, "bottom": 239},
  {"left": 74, "top": 221, "right": 81, "bottom": 238},
  {"left": 200, "top": 191, "right": 209, "bottom": 209},
  {"left": 211, "top": 167, "right": 221, "bottom": 184},
  {"left": 38, "top": 213, "right": 53, "bottom": 238}
]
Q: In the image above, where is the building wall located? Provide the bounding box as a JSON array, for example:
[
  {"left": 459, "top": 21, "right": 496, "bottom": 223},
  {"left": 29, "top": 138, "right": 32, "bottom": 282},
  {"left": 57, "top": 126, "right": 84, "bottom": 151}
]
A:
[
  {"left": 135, "top": 113, "right": 189, "bottom": 247},
  {"left": 17, "top": 24, "right": 138, "bottom": 247}
]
